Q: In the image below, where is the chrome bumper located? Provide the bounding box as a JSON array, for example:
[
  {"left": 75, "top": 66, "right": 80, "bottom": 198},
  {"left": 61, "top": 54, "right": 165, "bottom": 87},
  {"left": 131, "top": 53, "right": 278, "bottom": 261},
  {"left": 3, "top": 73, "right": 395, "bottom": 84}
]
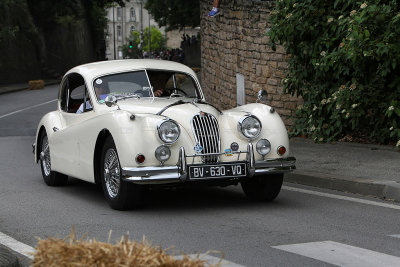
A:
[{"left": 122, "top": 144, "right": 296, "bottom": 184}]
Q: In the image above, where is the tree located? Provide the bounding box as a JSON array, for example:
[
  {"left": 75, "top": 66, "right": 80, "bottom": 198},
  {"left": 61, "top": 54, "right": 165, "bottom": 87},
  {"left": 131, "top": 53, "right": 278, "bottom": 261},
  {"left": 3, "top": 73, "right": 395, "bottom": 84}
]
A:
[
  {"left": 122, "top": 31, "right": 141, "bottom": 58},
  {"left": 145, "top": 0, "right": 200, "bottom": 31},
  {"left": 123, "top": 26, "right": 166, "bottom": 58}
]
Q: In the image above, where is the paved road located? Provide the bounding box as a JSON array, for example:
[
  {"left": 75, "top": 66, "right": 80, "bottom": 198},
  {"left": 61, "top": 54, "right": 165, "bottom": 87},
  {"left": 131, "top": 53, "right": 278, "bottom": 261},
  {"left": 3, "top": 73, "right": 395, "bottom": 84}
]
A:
[{"left": 1, "top": 86, "right": 400, "bottom": 266}]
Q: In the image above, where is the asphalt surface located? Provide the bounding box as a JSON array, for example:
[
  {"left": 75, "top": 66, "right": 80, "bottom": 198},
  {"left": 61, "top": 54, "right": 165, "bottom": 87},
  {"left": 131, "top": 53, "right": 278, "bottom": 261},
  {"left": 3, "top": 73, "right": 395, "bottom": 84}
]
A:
[{"left": 0, "top": 84, "right": 400, "bottom": 266}]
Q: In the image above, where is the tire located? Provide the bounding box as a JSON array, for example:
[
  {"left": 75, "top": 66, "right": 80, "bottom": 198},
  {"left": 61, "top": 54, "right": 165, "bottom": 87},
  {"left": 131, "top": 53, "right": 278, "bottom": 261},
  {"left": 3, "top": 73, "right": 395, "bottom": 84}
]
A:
[
  {"left": 39, "top": 131, "right": 68, "bottom": 186},
  {"left": 0, "top": 246, "right": 20, "bottom": 267},
  {"left": 241, "top": 174, "right": 283, "bottom": 201},
  {"left": 100, "top": 136, "right": 144, "bottom": 210}
]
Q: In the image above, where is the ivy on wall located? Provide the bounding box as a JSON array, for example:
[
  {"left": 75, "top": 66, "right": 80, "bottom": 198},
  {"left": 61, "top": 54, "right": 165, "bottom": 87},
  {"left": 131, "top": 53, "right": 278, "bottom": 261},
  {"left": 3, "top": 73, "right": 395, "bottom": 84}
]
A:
[{"left": 269, "top": 0, "right": 400, "bottom": 146}]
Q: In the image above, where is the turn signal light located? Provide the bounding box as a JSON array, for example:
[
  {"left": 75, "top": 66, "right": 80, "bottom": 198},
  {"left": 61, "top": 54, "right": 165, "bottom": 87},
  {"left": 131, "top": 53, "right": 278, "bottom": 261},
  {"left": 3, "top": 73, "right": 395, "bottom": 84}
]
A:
[
  {"left": 277, "top": 146, "right": 286, "bottom": 156},
  {"left": 136, "top": 154, "right": 145, "bottom": 164}
]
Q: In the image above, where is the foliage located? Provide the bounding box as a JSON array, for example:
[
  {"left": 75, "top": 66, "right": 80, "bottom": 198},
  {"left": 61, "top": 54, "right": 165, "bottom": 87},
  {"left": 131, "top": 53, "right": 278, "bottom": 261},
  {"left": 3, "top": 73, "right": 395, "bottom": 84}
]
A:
[
  {"left": 269, "top": 0, "right": 400, "bottom": 146},
  {"left": 122, "top": 31, "right": 142, "bottom": 58},
  {"left": 123, "top": 26, "right": 166, "bottom": 58},
  {"left": 145, "top": 0, "right": 200, "bottom": 31}
]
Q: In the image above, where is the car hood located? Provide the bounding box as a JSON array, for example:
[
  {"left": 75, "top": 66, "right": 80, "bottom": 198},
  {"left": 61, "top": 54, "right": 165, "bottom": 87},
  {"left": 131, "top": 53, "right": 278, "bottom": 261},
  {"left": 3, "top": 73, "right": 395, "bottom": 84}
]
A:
[{"left": 115, "top": 97, "right": 223, "bottom": 131}]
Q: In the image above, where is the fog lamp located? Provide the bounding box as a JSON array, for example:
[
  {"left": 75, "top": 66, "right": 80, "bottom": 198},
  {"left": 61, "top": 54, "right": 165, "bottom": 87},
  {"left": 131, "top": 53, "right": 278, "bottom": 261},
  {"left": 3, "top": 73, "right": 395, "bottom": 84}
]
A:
[
  {"left": 155, "top": 145, "right": 171, "bottom": 163},
  {"left": 256, "top": 139, "right": 271, "bottom": 156}
]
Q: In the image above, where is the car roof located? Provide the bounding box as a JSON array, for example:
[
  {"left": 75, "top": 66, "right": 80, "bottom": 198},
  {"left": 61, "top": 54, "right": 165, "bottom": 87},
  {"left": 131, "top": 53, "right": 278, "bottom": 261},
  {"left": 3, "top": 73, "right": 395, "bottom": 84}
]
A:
[{"left": 65, "top": 59, "right": 197, "bottom": 82}]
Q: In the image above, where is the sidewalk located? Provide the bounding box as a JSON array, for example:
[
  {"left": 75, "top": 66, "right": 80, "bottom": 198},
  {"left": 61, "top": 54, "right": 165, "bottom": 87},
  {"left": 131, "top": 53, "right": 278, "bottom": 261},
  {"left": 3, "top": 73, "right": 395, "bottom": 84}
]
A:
[
  {"left": 1, "top": 82, "right": 399, "bottom": 202},
  {"left": 0, "top": 80, "right": 60, "bottom": 95},
  {"left": 288, "top": 138, "right": 400, "bottom": 202}
]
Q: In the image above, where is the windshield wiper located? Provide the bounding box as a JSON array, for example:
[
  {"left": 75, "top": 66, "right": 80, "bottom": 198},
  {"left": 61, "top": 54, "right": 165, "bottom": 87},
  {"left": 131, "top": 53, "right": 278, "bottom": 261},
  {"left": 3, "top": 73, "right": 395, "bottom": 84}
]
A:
[{"left": 156, "top": 100, "right": 189, "bottom": 115}]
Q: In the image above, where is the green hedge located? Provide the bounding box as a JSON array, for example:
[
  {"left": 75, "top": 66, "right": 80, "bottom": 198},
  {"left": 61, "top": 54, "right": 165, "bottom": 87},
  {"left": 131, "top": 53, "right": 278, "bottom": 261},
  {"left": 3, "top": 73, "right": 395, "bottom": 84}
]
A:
[{"left": 269, "top": 0, "right": 400, "bottom": 146}]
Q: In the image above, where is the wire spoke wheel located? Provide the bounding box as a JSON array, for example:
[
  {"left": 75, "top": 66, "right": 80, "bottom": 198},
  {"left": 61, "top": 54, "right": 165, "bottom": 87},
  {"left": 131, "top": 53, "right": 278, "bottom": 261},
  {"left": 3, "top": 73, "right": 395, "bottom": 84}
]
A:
[
  {"left": 39, "top": 131, "right": 68, "bottom": 186},
  {"left": 41, "top": 136, "right": 51, "bottom": 176},
  {"left": 104, "top": 148, "right": 121, "bottom": 199},
  {"left": 100, "top": 136, "right": 145, "bottom": 210}
]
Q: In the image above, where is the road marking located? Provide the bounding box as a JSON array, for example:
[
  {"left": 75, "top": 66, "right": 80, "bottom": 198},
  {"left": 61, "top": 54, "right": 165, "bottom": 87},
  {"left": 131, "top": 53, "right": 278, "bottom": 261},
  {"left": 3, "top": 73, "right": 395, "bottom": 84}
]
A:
[
  {"left": 0, "top": 99, "right": 57, "bottom": 119},
  {"left": 389, "top": 234, "right": 400, "bottom": 239},
  {"left": 0, "top": 231, "right": 35, "bottom": 260},
  {"left": 273, "top": 241, "right": 400, "bottom": 267},
  {"left": 283, "top": 186, "right": 400, "bottom": 210},
  {"left": 176, "top": 254, "right": 245, "bottom": 267}
]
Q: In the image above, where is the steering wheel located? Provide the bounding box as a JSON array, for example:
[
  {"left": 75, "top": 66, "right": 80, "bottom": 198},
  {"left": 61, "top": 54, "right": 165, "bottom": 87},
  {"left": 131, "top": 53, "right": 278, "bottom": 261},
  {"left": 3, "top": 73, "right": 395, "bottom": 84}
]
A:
[{"left": 164, "top": 87, "right": 188, "bottom": 96}]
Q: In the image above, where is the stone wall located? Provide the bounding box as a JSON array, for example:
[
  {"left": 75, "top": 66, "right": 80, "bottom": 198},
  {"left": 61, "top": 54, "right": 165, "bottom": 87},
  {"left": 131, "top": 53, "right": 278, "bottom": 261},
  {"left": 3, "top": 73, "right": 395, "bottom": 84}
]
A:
[{"left": 200, "top": 0, "right": 302, "bottom": 127}]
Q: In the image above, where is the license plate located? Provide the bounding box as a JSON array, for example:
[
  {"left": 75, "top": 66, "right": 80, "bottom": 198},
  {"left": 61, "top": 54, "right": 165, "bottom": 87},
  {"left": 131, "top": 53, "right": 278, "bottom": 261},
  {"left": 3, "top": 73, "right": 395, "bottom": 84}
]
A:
[{"left": 188, "top": 162, "right": 247, "bottom": 179}]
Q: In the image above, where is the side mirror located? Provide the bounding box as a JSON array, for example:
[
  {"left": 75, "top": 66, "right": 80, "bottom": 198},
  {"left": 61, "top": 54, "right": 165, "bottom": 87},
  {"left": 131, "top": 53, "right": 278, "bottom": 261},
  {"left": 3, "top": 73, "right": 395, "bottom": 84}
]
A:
[
  {"left": 104, "top": 95, "right": 117, "bottom": 107},
  {"left": 257, "top": 90, "right": 268, "bottom": 103}
]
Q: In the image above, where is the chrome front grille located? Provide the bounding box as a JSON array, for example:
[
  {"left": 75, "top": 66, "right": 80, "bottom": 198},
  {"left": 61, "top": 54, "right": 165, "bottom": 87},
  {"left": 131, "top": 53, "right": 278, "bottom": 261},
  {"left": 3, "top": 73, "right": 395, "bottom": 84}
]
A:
[{"left": 191, "top": 113, "right": 221, "bottom": 163}]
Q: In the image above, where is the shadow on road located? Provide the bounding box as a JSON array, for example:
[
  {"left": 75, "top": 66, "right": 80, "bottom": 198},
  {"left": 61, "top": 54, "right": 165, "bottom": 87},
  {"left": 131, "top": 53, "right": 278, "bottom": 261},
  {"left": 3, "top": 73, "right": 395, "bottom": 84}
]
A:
[{"left": 63, "top": 177, "right": 296, "bottom": 212}]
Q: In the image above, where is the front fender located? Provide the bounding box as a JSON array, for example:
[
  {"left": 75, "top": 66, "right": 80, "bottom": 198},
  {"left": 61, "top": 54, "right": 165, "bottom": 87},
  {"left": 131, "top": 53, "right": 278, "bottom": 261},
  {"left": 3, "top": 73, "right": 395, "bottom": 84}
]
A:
[
  {"left": 103, "top": 112, "right": 194, "bottom": 169},
  {"left": 222, "top": 103, "right": 290, "bottom": 160},
  {"left": 34, "top": 111, "right": 64, "bottom": 162}
]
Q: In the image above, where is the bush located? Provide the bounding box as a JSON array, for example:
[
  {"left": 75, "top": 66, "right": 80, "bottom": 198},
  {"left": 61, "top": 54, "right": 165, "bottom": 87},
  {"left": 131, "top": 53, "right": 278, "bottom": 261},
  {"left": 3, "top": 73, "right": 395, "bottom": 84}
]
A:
[
  {"left": 123, "top": 26, "right": 167, "bottom": 58},
  {"left": 269, "top": 0, "right": 400, "bottom": 146}
]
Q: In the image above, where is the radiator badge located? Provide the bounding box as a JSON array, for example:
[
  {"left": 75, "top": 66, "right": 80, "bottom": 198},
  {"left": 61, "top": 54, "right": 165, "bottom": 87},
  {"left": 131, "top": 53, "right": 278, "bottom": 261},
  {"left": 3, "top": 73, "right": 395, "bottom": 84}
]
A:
[
  {"left": 225, "top": 148, "right": 233, "bottom": 157},
  {"left": 194, "top": 143, "right": 203, "bottom": 153},
  {"left": 200, "top": 111, "right": 206, "bottom": 117}
]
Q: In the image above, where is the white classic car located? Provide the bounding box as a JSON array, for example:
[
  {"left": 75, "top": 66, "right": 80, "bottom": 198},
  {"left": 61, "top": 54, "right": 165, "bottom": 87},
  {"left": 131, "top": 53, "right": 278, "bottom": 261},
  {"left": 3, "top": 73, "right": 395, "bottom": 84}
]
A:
[{"left": 33, "top": 59, "right": 296, "bottom": 210}]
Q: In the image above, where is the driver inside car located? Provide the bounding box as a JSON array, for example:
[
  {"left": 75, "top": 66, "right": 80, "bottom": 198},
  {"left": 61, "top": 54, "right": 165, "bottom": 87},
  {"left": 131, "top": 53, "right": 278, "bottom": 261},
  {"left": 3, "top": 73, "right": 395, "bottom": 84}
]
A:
[
  {"left": 76, "top": 83, "right": 108, "bottom": 113},
  {"left": 148, "top": 72, "right": 172, "bottom": 97}
]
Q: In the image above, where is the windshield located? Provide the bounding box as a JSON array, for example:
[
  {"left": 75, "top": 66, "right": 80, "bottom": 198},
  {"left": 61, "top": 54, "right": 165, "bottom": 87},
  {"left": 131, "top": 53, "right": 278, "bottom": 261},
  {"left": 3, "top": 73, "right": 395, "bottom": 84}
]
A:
[
  {"left": 93, "top": 70, "right": 200, "bottom": 103},
  {"left": 93, "top": 70, "right": 151, "bottom": 102},
  {"left": 147, "top": 70, "right": 199, "bottom": 98}
]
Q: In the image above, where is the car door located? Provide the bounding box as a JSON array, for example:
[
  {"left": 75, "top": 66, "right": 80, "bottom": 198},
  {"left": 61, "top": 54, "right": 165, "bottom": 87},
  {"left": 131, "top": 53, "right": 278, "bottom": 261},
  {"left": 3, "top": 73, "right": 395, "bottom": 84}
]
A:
[{"left": 51, "top": 73, "right": 95, "bottom": 179}]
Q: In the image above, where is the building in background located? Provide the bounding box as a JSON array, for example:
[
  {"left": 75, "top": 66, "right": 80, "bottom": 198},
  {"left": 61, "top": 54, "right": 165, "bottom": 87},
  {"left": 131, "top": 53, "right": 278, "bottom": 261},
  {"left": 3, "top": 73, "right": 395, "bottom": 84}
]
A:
[{"left": 105, "top": 0, "right": 165, "bottom": 60}]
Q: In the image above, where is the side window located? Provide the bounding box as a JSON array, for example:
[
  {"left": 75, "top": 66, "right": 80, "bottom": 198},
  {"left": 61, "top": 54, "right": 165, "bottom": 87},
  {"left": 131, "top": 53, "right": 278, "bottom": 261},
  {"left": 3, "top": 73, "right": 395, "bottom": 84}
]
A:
[{"left": 59, "top": 73, "right": 89, "bottom": 113}]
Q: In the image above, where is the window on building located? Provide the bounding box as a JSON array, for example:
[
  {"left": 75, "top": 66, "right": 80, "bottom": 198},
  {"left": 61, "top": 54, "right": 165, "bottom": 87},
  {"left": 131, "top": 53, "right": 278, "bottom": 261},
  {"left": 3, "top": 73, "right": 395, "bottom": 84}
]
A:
[
  {"left": 117, "top": 25, "right": 122, "bottom": 41},
  {"left": 130, "top": 25, "right": 136, "bottom": 33},
  {"left": 130, "top": 7, "right": 136, "bottom": 21},
  {"left": 118, "top": 47, "right": 123, "bottom": 59},
  {"left": 117, "top": 7, "right": 122, "bottom": 20}
]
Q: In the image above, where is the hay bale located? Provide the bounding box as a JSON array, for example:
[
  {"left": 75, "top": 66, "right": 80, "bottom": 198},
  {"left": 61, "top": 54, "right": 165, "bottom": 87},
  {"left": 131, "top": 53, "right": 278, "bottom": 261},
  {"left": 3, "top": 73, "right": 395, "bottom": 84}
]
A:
[
  {"left": 28, "top": 80, "right": 45, "bottom": 90},
  {"left": 191, "top": 67, "right": 200, "bottom": 73},
  {"left": 32, "top": 231, "right": 220, "bottom": 267}
]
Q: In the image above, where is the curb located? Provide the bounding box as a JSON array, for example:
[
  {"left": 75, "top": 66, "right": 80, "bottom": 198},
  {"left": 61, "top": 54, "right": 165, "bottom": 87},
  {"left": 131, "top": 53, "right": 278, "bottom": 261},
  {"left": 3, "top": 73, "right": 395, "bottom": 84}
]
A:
[
  {"left": 0, "top": 85, "right": 29, "bottom": 95},
  {"left": 0, "top": 246, "right": 20, "bottom": 267},
  {"left": 285, "top": 171, "right": 400, "bottom": 202},
  {"left": 0, "top": 80, "right": 60, "bottom": 96}
]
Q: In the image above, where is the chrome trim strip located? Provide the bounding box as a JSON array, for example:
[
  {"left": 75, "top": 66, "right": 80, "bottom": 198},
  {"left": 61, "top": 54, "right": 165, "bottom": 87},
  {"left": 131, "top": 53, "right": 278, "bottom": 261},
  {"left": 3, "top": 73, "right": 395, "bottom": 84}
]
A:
[
  {"left": 254, "top": 157, "right": 296, "bottom": 174},
  {"left": 248, "top": 143, "right": 255, "bottom": 176},
  {"left": 178, "top": 146, "right": 187, "bottom": 181},
  {"left": 122, "top": 166, "right": 180, "bottom": 184}
]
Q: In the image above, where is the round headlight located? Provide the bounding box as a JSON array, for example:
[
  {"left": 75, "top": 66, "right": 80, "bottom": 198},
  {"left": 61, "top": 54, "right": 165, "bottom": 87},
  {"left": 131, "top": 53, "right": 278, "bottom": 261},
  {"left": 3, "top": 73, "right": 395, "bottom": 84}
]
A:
[
  {"left": 256, "top": 139, "right": 271, "bottom": 156},
  {"left": 158, "top": 120, "right": 180, "bottom": 144},
  {"left": 155, "top": 145, "right": 171, "bottom": 162},
  {"left": 238, "top": 115, "right": 262, "bottom": 139}
]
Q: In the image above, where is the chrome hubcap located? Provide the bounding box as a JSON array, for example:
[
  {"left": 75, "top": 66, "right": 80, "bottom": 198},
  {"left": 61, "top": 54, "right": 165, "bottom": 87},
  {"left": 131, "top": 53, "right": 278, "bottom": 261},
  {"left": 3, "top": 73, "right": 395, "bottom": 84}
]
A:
[
  {"left": 104, "top": 148, "right": 120, "bottom": 198},
  {"left": 41, "top": 136, "right": 51, "bottom": 176}
]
